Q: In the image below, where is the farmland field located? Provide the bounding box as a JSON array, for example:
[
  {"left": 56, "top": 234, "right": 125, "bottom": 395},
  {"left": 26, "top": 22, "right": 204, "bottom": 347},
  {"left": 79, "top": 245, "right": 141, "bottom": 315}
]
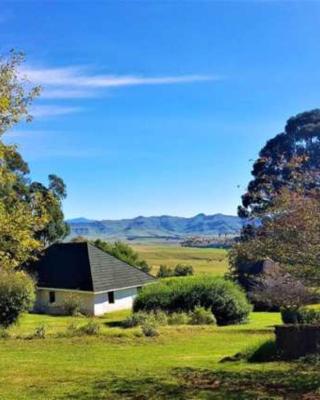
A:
[
  {"left": 133, "top": 244, "right": 229, "bottom": 276},
  {"left": 1, "top": 311, "right": 319, "bottom": 399}
]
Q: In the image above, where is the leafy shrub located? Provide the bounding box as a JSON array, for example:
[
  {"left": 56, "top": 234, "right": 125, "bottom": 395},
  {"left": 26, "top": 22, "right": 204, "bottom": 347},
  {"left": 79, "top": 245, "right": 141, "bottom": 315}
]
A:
[
  {"left": 281, "top": 308, "right": 320, "bottom": 325},
  {"left": 0, "top": 328, "right": 10, "bottom": 339},
  {"left": 123, "top": 311, "right": 150, "bottom": 328},
  {"left": 0, "top": 270, "right": 35, "bottom": 328},
  {"left": 157, "top": 265, "right": 174, "bottom": 278},
  {"left": 174, "top": 264, "right": 194, "bottom": 276},
  {"left": 168, "top": 312, "right": 190, "bottom": 325},
  {"left": 79, "top": 320, "right": 100, "bottom": 336},
  {"left": 65, "top": 322, "right": 79, "bottom": 336},
  {"left": 33, "top": 324, "right": 46, "bottom": 339},
  {"left": 62, "top": 295, "right": 82, "bottom": 316},
  {"left": 157, "top": 264, "right": 194, "bottom": 278},
  {"left": 23, "top": 324, "right": 47, "bottom": 340},
  {"left": 297, "top": 308, "right": 320, "bottom": 325},
  {"left": 280, "top": 306, "right": 320, "bottom": 325},
  {"left": 298, "top": 354, "right": 320, "bottom": 365},
  {"left": 189, "top": 306, "right": 216, "bottom": 325},
  {"left": 134, "top": 276, "right": 252, "bottom": 325},
  {"left": 141, "top": 322, "right": 159, "bottom": 337},
  {"left": 123, "top": 310, "right": 167, "bottom": 328},
  {"left": 62, "top": 320, "right": 100, "bottom": 337},
  {"left": 153, "top": 310, "right": 168, "bottom": 326}
]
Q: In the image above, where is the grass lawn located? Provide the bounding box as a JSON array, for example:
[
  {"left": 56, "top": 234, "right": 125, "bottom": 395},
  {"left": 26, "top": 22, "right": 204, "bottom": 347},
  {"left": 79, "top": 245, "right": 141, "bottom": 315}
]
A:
[
  {"left": 1, "top": 311, "right": 319, "bottom": 399},
  {"left": 132, "top": 244, "right": 229, "bottom": 276}
]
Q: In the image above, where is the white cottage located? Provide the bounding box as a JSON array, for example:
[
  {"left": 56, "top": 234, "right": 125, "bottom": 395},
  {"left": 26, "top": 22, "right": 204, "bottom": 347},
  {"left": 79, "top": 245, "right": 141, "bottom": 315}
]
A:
[{"left": 32, "top": 242, "right": 155, "bottom": 316}]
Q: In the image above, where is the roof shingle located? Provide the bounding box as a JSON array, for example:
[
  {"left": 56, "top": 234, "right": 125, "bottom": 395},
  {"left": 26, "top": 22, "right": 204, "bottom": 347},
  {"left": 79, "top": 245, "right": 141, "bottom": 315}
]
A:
[{"left": 32, "top": 242, "right": 155, "bottom": 292}]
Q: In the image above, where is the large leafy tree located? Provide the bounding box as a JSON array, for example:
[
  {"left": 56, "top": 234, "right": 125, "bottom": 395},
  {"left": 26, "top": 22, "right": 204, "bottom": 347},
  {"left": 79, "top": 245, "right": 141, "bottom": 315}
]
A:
[
  {"left": 2, "top": 145, "right": 70, "bottom": 247},
  {"left": 30, "top": 175, "right": 70, "bottom": 246},
  {"left": 230, "top": 189, "right": 320, "bottom": 287},
  {"left": 232, "top": 110, "right": 320, "bottom": 290},
  {"left": 239, "top": 109, "right": 320, "bottom": 219},
  {"left": 0, "top": 51, "right": 68, "bottom": 270},
  {"left": 0, "top": 50, "right": 40, "bottom": 135},
  {"left": 0, "top": 143, "right": 48, "bottom": 269}
]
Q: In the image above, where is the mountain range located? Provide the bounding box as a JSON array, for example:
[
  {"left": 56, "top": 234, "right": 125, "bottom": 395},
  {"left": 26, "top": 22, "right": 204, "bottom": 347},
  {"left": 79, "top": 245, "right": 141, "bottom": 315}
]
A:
[{"left": 67, "top": 213, "right": 243, "bottom": 241}]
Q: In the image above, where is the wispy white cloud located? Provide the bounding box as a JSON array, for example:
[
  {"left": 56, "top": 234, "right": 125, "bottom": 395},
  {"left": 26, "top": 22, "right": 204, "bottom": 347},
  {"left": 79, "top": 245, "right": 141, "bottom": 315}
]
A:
[
  {"left": 40, "top": 88, "right": 98, "bottom": 99},
  {"left": 4, "top": 129, "right": 62, "bottom": 139},
  {"left": 31, "top": 105, "right": 82, "bottom": 117},
  {"left": 20, "top": 65, "right": 219, "bottom": 118},
  {"left": 22, "top": 66, "right": 216, "bottom": 87},
  {"left": 4, "top": 130, "right": 39, "bottom": 139},
  {"left": 21, "top": 66, "right": 218, "bottom": 99}
]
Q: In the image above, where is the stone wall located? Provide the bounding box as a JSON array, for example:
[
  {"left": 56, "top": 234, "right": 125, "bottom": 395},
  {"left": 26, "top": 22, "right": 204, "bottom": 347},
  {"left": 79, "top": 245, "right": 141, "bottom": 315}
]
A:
[{"left": 275, "top": 325, "right": 320, "bottom": 359}]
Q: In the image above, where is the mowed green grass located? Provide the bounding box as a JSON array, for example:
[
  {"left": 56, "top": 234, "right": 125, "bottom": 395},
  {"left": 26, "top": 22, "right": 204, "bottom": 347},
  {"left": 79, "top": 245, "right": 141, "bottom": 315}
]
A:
[
  {"left": 1, "top": 311, "right": 319, "bottom": 400},
  {"left": 133, "top": 244, "right": 229, "bottom": 276}
]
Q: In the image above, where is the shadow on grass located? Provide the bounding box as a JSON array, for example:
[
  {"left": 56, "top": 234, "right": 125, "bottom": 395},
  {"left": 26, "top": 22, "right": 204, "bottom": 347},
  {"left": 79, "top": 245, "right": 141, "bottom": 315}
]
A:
[
  {"left": 64, "top": 376, "right": 188, "bottom": 400},
  {"left": 64, "top": 365, "right": 320, "bottom": 400},
  {"left": 103, "top": 321, "right": 124, "bottom": 328},
  {"left": 175, "top": 367, "right": 320, "bottom": 400}
]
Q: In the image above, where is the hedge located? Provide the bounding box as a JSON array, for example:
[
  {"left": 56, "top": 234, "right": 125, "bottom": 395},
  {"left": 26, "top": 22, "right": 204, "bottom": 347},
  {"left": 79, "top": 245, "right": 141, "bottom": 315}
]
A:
[
  {"left": 281, "top": 307, "right": 320, "bottom": 325},
  {"left": 133, "top": 276, "right": 252, "bottom": 325}
]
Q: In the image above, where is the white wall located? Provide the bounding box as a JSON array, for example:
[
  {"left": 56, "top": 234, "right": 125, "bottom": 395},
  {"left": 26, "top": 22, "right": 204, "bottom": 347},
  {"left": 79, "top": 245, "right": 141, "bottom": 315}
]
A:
[
  {"left": 34, "top": 287, "right": 139, "bottom": 316},
  {"left": 34, "top": 289, "right": 94, "bottom": 315},
  {"left": 94, "top": 287, "right": 138, "bottom": 315}
]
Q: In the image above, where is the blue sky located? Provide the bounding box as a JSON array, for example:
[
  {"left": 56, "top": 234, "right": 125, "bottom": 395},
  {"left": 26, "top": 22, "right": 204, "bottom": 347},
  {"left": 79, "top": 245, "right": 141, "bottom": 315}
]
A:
[{"left": 2, "top": 1, "right": 320, "bottom": 219}]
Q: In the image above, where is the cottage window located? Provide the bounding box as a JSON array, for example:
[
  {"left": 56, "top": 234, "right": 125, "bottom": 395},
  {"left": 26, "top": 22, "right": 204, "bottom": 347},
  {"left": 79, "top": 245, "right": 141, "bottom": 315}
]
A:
[
  {"left": 49, "top": 291, "right": 56, "bottom": 304},
  {"left": 108, "top": 291, "right": 115, "bottom": 304}
]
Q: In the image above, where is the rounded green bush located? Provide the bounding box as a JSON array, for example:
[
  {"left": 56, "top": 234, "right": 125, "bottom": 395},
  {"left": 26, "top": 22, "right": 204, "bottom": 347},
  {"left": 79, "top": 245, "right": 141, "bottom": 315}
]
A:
[
  {"left": 134, "top": 276, "right": 252, "bottom": 325},
  {"left": 0, "top": 270, "right": 35, "bottom": 328}
]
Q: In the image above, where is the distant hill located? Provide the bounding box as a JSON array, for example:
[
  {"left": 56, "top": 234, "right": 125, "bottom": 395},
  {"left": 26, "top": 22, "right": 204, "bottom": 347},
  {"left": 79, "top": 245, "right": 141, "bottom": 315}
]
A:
[{"left": 66, "top": 213, "right": 243, "bottom": 241}]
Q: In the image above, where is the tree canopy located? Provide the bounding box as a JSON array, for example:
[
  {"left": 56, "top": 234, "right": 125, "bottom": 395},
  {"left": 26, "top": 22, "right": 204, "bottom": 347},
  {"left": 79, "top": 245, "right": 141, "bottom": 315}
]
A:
[
  {"left": 92, "top": 239, "right": 151, "bottom": 273},
  {"left": 30, "top": 174, "right": 69, "bottom": 246},
  {"left": 0, "top": 50, "right": 40, "bottom": 136},
  {"left": 0, "top": 51, "right": 68, "bottom": 270},
  {"left": 232, "top": 110, "right": 320, "bottom": 291},
  {"left": 230, "top": 189, "right": 320, "bottom": 287},
  {"left": 239, "top": 109, "right": 320, "bottom": 219},
  {"left": 0, "top": 143, "right": 49, "bottom": 269}
]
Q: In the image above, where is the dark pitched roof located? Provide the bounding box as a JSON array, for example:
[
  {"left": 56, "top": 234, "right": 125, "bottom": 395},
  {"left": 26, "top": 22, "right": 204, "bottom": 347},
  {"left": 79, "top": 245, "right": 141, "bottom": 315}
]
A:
[{"left": 31, "top": 242, "right": 155, "bottom": 292}]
